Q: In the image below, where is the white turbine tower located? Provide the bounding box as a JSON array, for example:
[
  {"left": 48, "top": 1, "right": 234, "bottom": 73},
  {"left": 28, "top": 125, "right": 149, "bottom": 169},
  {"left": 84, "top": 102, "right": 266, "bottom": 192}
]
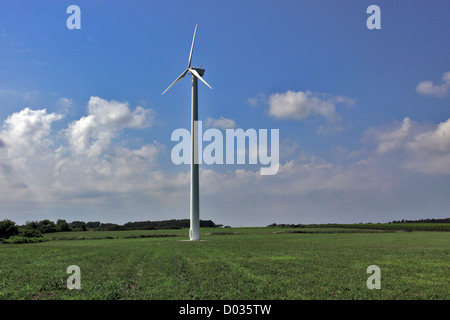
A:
[{"left": 162, "top": 24, "right": 212, "bottom": 241}]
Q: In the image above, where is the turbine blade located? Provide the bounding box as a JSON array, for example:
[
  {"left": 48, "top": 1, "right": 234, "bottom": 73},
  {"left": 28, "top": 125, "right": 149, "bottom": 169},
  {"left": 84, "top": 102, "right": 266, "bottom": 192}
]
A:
[
  {"left": 188, "top": 24, "right": 197, "bottom": 68},
  {"left": 190, "top": 68, "right": 212, "bottom": 90},
  {"left": 162, "top": 69, "right": 188, "bottom": 95}
]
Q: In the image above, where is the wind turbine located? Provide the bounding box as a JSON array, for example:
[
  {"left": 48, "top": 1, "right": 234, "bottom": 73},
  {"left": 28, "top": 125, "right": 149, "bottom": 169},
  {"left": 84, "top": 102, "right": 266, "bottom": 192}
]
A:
[{"left": 162, "top": 24, "right": 212, "bottom": 241}]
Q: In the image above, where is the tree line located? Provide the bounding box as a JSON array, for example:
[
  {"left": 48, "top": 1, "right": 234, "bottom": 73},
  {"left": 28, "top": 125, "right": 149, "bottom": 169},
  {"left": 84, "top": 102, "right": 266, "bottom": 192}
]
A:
[
  {"left": 268, "top": 218, "right": 450, "bottom": 228},
  {"left": 389, "top": 218, "right": 450, "bottom": 224},
  {"left": 0, "top": 218, "right": 220, "bottom": 240}
]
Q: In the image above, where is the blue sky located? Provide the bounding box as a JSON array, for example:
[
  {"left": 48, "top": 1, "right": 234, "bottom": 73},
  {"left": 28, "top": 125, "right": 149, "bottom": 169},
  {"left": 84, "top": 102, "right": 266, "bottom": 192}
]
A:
[{"left": 0, "top": 0, "right": 449, "bottom": 226}]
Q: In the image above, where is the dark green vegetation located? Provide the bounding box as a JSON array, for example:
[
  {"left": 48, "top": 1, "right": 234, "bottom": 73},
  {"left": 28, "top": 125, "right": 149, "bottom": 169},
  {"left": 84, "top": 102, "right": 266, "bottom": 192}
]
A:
[
  {"left": 314, "top": 223, "right": 450, "bottom": 232},
  {"left": 0, "top": 224, "right": 448, "bottom": 300},
  {"left": 270, "top": 218, "right": 450, "bottom": 232},
  {"left": 0, "top": 219, "right": 220, "bottom": 244}
]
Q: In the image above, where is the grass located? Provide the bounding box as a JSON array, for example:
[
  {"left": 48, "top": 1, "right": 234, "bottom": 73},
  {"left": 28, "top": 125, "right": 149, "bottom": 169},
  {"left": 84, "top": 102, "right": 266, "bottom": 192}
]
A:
[{"left": 0, "top": 227, "right": 448, "bottom": 300}]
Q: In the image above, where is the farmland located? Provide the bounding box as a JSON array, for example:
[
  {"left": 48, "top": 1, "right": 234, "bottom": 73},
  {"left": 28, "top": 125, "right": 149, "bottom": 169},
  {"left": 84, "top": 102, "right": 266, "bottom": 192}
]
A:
[{"left": 0, "top": 226, "right": 449, "bottom": 300}]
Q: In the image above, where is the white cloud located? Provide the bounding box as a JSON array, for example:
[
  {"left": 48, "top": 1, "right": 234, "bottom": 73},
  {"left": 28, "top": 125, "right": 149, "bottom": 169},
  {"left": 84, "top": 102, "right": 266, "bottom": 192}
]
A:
[
  {"left": 365, "top": 117, "right": 450, "bottom": 174},
  {"left": 268, "top": 90, "right": 353, "bottom": 121},
  {"left": 66, "top": 96, "right": 153, "bottom": 157},
  {"left": 87, "top": 96, "right": 149, "bottom": 128},
  {"left": 0, "top": 97, "right": 163, "bottom": 207},
  {"left": 365, "top": 117, "right": 415, "bottom": 154},
  {"left": 0, "top": 107, "right": 63, "bottom": 158},
  {"left": 416, "top": 71, "right": 450, "bottom": 97},
  {"left": 0, "top": 108, "right": 64, "bottom": 202},
  {"left": 205, "top": 116, "right": 236, "bottom": 129},
  {"left": 407, "top": 119, "right": 450, "bottom": 153}
]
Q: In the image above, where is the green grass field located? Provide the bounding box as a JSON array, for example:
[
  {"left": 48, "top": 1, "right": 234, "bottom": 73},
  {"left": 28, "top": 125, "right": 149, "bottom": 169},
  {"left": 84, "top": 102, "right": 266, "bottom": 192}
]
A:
[{"left": 0, "top": 227, "right": 449, "bottom": 300}]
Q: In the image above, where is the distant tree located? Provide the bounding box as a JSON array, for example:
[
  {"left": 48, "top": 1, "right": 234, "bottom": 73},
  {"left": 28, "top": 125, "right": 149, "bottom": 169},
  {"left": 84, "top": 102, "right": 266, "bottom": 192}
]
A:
[
  {"left": 86, "top": 221, "right": 101, "bottom": 228},
  {"left": 25, "top": 221, "right": 38, "bottom": 230},
  {"left": 69, "top": 221, "right": 87, "bottom": 231},
  {"left": 200, "top": 220, "right": 218, "bottom": 228},
  {"left": 97, "top": 223, "right": 121, "bottom": 231},
  {"left": 390, "top": 218, "right": 450, "bottom": 224},
  {"left": 56, "top": 219, "right": 71, "bottom": 232},
  {"left": 94, "top": 219, "right": 220, "bottom": 231},
  {"left": 0, "top": 219, "right": 19, "bottom": 239},
  {"left": 37, "top": 219, "right": 56, "bottom": 233}
]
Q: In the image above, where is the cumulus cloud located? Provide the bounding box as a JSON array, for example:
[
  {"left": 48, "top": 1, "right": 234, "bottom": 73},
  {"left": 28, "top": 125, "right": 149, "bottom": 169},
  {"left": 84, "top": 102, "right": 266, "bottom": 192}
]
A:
[
  {"left": 66, "top": 96, "right": 152, "bottom": 157},
  {"left": 0, "top": 108, "right": 64, "bottom": 201},
  {"left": 0, "top": 107, "right": 63, "bottom": 157},
  {"left": 416, "top": 71, "right": 450, "bottom": 97},
  {"left": 268, "top": 90, "right": 353, "bottom": 121},
  {"left": 365, "top": 117, "right": 416, "bottom": 154},
  {"left": 407, "top": 119, "right": 450, "bottom": 153},
  {"left": 205, "top": 116, "right": 236, "bottom": 129},
  {"left": 365, "top": 117, "right": 450, "bottom": 174},
  {"left": 0, "top": 97, "right": 162, "bottom": 207}
]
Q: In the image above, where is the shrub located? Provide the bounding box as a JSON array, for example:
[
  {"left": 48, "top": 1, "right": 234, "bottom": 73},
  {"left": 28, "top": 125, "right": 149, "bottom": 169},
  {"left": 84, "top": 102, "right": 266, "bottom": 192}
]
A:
[
  {"left": 2, "top": 235, "right": 48, "bottom": 244},
  {"left": 0, "top": 219, "right": 19, "bottom": 239},
  {"left": 21, "top": 228, "right": 43, "bottom": 238}
]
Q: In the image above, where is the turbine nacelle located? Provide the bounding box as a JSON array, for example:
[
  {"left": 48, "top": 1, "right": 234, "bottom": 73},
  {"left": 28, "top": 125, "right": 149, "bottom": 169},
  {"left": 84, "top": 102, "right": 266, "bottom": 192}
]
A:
[{"left": 190, "top": 67, "right": 205, "bottom": 77}]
